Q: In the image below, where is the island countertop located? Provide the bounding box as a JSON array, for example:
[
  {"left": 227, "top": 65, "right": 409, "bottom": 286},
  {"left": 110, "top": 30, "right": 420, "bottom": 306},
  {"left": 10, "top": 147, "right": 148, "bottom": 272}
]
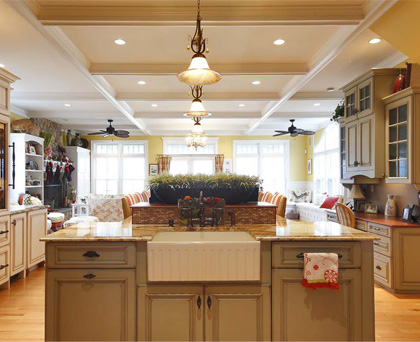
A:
[{"left": 41, "top": 217, "right": 377, "bottom": 242}]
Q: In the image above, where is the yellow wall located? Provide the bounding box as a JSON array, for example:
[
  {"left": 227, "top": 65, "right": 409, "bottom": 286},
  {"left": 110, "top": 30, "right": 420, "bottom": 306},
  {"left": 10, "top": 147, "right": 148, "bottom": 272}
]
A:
[{"left": 82, "top": 135, "right": 309, "bottom": 182}]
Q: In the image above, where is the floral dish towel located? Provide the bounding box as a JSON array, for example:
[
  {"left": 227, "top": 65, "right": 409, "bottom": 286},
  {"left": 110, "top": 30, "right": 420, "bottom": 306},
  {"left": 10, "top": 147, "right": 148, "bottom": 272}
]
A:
[{"left": 301, "top": 253, "right": 340, "bottom": 290}]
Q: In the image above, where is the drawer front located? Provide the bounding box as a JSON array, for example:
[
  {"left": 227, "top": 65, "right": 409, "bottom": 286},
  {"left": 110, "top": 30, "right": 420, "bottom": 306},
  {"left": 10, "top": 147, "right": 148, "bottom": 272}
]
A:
[
  {"left": 47, "top": 242, "right": 136, "bottom": 269},
  {"left": 272, "top": 242, "right": 361, "bottom": 269},
  {"left": 0, "top": 216, "right": 10, "bottom": 247},
  {"left": 374, "top": 252, "right": 392, "bottom": 288},
  {"left": 355, "top": 219, "right": 367, "bottom": 231},
  {"left": 0, "top": 245, "right": 10, "bottom": 286},
  {"left": 373, "top": 235, "right": 392, "bottom": 257},
  {"left": 368, "top": 223, "right": 391, "bottom": 237}
]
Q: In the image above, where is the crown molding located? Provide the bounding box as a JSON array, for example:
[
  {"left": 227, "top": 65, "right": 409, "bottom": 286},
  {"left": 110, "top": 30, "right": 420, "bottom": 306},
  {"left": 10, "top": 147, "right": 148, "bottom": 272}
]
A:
[
  {"left": 374, "top": 51, "right": 409, "bottom": 69},
  {"left": 10, "top": 106, "right": 29, "bottom": 118}
]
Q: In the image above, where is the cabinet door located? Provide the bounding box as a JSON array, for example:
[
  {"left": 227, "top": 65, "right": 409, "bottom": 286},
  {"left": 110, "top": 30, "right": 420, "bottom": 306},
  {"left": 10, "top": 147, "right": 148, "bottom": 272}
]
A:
[
  {"left": 27, "top": 209, "right": 47, "bottom": 268},
  {"left": 46, "top": 269, "right": 135, "bottom": 341},
  {"left": 357, "top": 78, "right": 373, "bottom": 118},
  {"left": 345, "top": 87, "right": 358, "bottom": 119},
  {"left": 204, "top": 285, "right": 271, "bottom": 342},
  {"left": 357, "top": 115, "right": 374, "bottom": 171},
  {"left": 10, "top": 213, "right": 26, "bottom": 276},
  {"left": 0, "top": 245, "right": 10, "bottom": 287},
  {"left": 138, "top": 285, "right": 204, "bottom": 341},
  {"left": 0, "top": 215, "right": 10, "bottom": 247},
  {"left": 272, "top": 269, "right": 362, "bottom": 341},
  {"left": 346, "top": 121, "right": 359, "bottom": 172}
]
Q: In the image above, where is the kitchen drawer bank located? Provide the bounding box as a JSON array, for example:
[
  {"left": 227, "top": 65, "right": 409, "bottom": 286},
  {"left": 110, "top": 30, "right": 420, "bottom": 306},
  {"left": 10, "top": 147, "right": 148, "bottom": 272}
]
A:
[{"left": 42, "top": 219, "right": 376, "bottom": 342}]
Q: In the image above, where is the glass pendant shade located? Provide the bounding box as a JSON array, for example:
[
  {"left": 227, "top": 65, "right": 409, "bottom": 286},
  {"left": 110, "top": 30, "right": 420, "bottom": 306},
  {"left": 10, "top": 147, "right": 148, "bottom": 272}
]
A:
[
  {"left": 184, "top": 98, "right": 211, "bottom": 118},
  {"left": 177, "top": 53, "right": 221, "bottom": 86},
  {"left": 192, "top": 122, "right": 203, "bottom": 134}
]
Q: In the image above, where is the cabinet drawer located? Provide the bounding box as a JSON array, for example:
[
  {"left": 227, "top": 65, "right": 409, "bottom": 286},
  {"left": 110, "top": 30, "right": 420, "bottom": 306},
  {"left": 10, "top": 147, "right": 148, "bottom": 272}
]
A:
[
  {"left": 355, "top": 219, "right": 367, "bottom": 231},
  {"left": 373, "top": 235, "right": 392, "bottom": 257},
  {"left": 272, "top": 242, "right": 361, "bottom": 269},
  {"left": 0, "top": 245, "right": 10, "bottom": 286},
  {"left": 47, "top": 242, "right": 136, "bottom": 268},
  {"left": 368, "top": 223, "right": 391, "bottom": 237},
  {"left": 0, "top": 216, "right": 10, "bottom": 247},
  {"left": 374, "top": 252, "right": 392, "bottom": 289}
]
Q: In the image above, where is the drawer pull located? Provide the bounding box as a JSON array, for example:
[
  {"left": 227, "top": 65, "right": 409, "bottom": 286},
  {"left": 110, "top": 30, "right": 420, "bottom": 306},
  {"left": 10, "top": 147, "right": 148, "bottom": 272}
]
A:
[
  {"left": 376, "top": 265, "right": 382, "bottom": 270},
  {"left": 83, "top": 273, "right": 96, "bottom": 280},
  {"left": 0, "top": 264, "right": 9, "bottom": 270},
  {"left": 83, "top": 251, "right": 100, "bottom": 258},
  {"left": 207, "top": 296, "right": 212, "bottom": 309},
  {"left": 197, "top": 296, "right": 202, "bottom": 309},
  {"left": 374, "top": 227, "right": 381, "bottom": 231},
  {"left": 0, "top": 230, "right": 9, "bottom": 235},
  {"left": 373, "top": 242, "right": 380, "bottom": 246},
  {"left": 296, "top": 253, "right": 343, "bottom": 259}
]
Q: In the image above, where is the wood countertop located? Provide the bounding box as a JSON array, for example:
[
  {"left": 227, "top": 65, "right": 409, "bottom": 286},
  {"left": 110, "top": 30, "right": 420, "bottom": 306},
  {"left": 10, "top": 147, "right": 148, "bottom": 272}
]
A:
[
  {"left": 354, "top": 212, "right": 420, "bottom": 228},
  {"left": 41, "top": 217, "right": 377, "bottom": 242}
]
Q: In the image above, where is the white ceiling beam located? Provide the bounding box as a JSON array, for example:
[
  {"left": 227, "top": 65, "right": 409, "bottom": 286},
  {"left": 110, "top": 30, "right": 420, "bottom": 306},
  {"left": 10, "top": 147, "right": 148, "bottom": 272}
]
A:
[
  {"left": 290, "top": 91, "right": 343, "bottom": 101},
  {"left": 5, "top": 0, "right": 150, "bottom": 135},
  {"left": 27, "top": 111, "right": 124, "bottom": 119},
  {"left": 245, "top": 0, "right": 398, "bottom": 134},
  {"left": 11, "top": 92, "right": 106, "bottom": 101},
  {"left": 90, "top": 63, "right": 308, "bottom": 76},
  {"left": 271, "top": 111, "right": 332, "bottom": 118},
  {"left": 134, "top": 112, "right": 261, "bottom": 119},
  {"left": 118, "top": 92, "right": 278, "bottom": 101},
  {"left": 36, "top": 4, "right": 364, "bottom": 26}
]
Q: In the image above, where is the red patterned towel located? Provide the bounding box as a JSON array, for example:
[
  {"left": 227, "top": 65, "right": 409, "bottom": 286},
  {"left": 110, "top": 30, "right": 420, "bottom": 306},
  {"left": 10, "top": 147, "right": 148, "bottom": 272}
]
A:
[{"left": 301, "top": 253, "right": 340, "bottom": 290}]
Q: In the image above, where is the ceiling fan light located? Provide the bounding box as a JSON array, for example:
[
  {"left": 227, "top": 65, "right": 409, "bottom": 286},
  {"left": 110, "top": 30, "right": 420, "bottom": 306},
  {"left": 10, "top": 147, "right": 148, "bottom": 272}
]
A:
[
  {"left": 184, "top": 99, "right": 212, "bottom": 118},
  {"left": 177, "top": 53, "right": 221, "bottom": 86}
]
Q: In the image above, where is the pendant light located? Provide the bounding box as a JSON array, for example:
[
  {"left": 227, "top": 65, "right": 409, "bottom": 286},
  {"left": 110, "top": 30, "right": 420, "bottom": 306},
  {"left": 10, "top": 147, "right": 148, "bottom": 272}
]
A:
[
  {"left": 186, "top": 117, "right": 207, "bottom": 150},
  {"left": 177, "top": 0, "right": 221, "bottom": 86},
  {"left": 184, "top": 86, "right": 212, "bottom": 118}
]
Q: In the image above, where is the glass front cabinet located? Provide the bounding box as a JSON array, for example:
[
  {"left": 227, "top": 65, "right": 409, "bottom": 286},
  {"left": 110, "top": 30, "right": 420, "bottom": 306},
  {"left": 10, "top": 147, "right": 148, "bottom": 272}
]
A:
[{"left": 384, "top": 88, "right": 420, "bottom": 186}]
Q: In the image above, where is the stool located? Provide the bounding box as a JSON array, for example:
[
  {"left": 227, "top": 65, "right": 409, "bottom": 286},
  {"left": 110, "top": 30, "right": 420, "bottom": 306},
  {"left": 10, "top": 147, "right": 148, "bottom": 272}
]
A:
[{"left": 47, "top": 212, "right": 65, "bottom": 232}]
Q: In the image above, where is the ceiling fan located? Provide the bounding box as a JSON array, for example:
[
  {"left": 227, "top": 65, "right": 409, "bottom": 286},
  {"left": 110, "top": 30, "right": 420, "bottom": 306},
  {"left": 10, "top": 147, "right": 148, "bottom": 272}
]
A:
[
  {"left": 87, "top": 120, "right": 130, "bottom": 138},
  {"left": 273, "top": 119, "right": 315, "bottom": 137}
]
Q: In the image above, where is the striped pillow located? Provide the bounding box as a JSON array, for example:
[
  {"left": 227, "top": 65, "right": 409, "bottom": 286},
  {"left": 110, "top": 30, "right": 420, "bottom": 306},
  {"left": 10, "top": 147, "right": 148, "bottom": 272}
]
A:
[
  {"left": 124, "top": 194, "right": 137, "bottom": 207},
  {"left": 261, "top": 192, "right": 273, "bottom": 203},
  {"left": 271, "top": 193, "right": 283, "bottom": 206},
  {"left": 133, "top": 192, "right": 142, "bottom": 203},
  {"left": 140, "top": 191, "right": 150, "bottom": 202}
]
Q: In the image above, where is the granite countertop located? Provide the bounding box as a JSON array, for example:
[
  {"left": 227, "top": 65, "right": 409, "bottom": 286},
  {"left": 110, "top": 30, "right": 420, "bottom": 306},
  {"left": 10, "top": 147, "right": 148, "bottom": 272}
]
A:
[
  {"left": 9, "top": 205, "right": 49, "bottom": 215},
  {"left": 41, "top": 217, "right": 377, "bottom": 242}
]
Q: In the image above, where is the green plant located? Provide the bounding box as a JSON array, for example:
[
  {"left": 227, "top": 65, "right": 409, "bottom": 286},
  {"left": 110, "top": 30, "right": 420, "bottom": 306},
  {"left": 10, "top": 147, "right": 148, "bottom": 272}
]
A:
[
  {"left": 39, "top": 132, "right": 53, "bottom": 147},
  {"left": 148, "top": 173, "right": 261, "bottom": 190},
  {"left": 331, "top": 99, "right": 344, "bottom": 122}
]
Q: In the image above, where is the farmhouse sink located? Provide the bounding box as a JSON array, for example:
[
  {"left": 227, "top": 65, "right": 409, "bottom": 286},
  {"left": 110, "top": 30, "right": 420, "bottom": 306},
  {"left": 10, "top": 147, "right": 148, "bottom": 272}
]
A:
[{"left": 147, "top": 231, "right": 260, "bottom": 281}]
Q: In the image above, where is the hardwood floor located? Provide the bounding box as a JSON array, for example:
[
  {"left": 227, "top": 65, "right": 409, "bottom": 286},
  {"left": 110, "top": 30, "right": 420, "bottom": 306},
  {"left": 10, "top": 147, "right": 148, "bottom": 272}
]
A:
[{"left": 0, "top": 267, "right": 419, "bottom": 341}]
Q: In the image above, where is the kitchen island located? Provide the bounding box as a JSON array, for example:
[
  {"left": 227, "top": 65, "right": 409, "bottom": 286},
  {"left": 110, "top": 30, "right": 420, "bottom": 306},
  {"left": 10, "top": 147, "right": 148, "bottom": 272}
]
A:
[{"left": 41, "top": 218, "right": 377, "bottom": 341}]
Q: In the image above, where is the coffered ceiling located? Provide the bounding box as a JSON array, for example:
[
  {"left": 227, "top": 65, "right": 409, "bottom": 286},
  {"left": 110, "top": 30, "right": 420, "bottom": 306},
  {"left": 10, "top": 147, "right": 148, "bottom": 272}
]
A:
[{"left": 1, "top": 0, "right": 407, "bottom": 136}]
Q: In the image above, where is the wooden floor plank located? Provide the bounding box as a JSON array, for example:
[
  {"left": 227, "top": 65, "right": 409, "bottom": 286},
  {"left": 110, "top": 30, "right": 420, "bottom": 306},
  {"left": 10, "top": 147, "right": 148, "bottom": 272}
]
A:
[{"left": 0, "top": 268, "right": 419, "bottom": 341}]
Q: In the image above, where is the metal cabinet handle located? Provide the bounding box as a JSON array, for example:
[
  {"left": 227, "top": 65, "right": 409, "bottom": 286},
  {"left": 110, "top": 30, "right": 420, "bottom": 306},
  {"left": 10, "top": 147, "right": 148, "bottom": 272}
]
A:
[
  {"left": 374, "top": 227, "right": 380, "bottom": 231},
  {"left": 8, "top": 142, "right": 15, "bottom": 189},
  {"left": 197, "top": 296, "right": 202, "bottom": 309},
  {"left": 0, "top": 230, "right": 9, "bottom": 235},
  {"left": 376, "top": 265, "right": 382, "bottom": 270},
  {"left": 354, "top": 161, "right": 359, "bottom": 167},
  {"left": 83, "top": 273, "right": 96, "bottom": 279},
  {"left": 11, "top": 220, "right": 16, "bottom": 226},
  {"left": 83, "top": 251, "right": 100, "bottom": 258},
  {"left": 373, "top": 242, "right": 380, "bottom": 246},
  {"left": 207, "top": 296, "right": 212, "bottom": 309},
  {"left": 0, "top": 264, "right": 9, "bottom": 270},
  {"left": 296, "top": 252, "right": 342, "bottom": 259}
]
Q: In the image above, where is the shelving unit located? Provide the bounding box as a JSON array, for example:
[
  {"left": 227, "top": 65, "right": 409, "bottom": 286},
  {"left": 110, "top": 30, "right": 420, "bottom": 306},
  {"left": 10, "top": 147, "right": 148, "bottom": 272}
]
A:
[{"left": 10, "top": 133, "right": 44, "bottom": 204}]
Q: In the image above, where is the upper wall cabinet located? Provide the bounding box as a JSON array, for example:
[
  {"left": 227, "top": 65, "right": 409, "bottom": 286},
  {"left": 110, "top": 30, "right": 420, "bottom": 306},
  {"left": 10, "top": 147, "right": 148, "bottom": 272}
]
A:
[
  {"left": 0, "top": 69, "right": 19, "bottom": 118},
  {"left": 383, "top": 87, "right": 420, "bottom": 188},
  {"left": 340, "top": 69, "right": 400, "bottom": 181}
]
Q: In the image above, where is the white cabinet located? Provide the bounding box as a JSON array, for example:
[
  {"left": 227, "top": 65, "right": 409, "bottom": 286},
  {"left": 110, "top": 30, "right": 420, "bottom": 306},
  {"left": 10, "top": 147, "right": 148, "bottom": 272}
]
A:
[
  {"left": 10, "top": 213, "right": 26, "bottom": 276},
  {"left": 65, "top": 147, "right": 90, "bottom": 197},
  {"left": 27, "top": 209, "right": 47, "bottom": 268}
]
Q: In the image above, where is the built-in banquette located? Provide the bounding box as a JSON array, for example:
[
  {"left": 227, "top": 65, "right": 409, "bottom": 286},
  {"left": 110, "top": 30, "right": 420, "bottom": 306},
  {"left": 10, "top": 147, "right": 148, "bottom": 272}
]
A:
[{"left": 42, "top": 219, "right": 376, "bottom": 341}]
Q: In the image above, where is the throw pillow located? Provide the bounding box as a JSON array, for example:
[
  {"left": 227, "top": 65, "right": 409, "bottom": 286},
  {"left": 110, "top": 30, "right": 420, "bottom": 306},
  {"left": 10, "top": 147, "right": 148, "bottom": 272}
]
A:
[{"left": 320, "top": 196, "right": 340, "bottom": 209}]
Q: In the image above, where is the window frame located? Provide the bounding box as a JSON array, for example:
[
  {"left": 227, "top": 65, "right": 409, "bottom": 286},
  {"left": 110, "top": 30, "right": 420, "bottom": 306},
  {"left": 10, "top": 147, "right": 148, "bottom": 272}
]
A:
[
  {"left": 233, "top": 140, "right": 290, "bottom": 194},
  {"left": 91, "top": 140, "right": 148, "bottom": 194}
]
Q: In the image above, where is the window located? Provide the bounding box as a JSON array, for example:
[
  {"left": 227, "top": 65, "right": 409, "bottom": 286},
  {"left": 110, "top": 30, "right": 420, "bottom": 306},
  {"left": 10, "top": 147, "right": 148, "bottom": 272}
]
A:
[
  {"left": 92, "top": 141, "right": 148, "bottom": 194},
  {"left": 314, "top": 124, "right": 341, "bottom": 198},
  {"left": 162, "top": 138, "right": 218, "bottom": 175},
  {"left": 233, "top": 141, "right": 289, "bottom": 194}
]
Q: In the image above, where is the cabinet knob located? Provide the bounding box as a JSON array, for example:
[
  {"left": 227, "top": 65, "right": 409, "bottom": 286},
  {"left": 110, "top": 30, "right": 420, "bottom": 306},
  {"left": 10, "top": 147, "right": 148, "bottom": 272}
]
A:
[
  {"left": 83, "top": 273, "right": 96, "bottom": 280},
  {"left": 0, "top": 264, "right": 9, "bottom": 270},
  {"left": 197, "top": 296, "right": 202, "bottom": 309},
  {"left": 376, "top": 265, "right": 382, "bottom": 270},
  {"left": 207, "top": 296, "right": 212, "bottom": 309},
  {"left": 354, "top": 161, "right": 359, "bottom": 167},
  {"left": 83, "top": 251, "right": 100, "bottom": 258},
  {"left": 11, "top": 220, "right": 16, "bottom": 225}
]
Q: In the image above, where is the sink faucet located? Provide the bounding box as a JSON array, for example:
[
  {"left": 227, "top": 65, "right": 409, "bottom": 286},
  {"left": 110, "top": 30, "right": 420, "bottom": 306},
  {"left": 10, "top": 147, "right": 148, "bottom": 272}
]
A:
[{"left": 228, "top": 211, "right": 236, "bottom": 227}]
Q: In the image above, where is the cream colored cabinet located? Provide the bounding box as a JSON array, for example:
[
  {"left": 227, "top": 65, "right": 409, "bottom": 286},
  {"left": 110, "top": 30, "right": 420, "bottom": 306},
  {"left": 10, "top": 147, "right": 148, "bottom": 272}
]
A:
[
  {"left": 10, "top": 213, "right": 26, "bottom": 276},
  {"left": 46, "top": 269, "right": 136, "bottom": 341},
  {"left": 138, "top": 285, "right": 204, "bottom": 342},
  {"left": 345, "top": 120, "right": 359, "bottom": 173},
  {"left": 272, "top": 269, "right": 363, "bottom": 341},
  {"left": 27, "top": 209, "right": 47, "bottom": 268},
  {"left": 205, "top": 285, "right": 271, "bottom": 342},
  {"left": 0, "top": 215, "right": 10, "bottom": 247},
  {"left": 344, "top": 78, "right": 373, "bottom": 121},
  {"left": 0, "top": 245, "right": 10, "bottom": 288}
]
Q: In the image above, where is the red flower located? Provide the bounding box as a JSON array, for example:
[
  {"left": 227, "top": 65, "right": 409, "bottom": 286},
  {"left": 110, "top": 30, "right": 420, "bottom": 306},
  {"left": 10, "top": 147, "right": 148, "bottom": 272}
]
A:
[
  {"left": 214, "top": 197, "right": 220, "bottom": 202},
  {"left": 184, "top": 196, "right": 191, "bottom": 200},
  {"left": 313, "top": 265, "right": 319, "bottom": 270}
]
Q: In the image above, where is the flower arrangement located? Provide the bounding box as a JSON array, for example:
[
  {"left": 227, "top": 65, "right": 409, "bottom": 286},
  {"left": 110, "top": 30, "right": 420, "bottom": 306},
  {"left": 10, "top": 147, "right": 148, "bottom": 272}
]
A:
[
  {"left": 330, "top": 99, "right": 344, "bottom": 122},
  {"left": 178, "top": 195, "right": 225, "bottom": 226}
]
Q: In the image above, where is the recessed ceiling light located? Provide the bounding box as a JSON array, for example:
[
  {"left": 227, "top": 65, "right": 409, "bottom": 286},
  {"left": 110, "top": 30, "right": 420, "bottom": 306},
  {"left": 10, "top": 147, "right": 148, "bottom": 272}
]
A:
[
  {"left": 114, "top": 39, "right": 126, "bottom": 45},
  {"left": 273, "top": 39, "right": 285, "bottom": 46},
  {"left": 327, "top": 87, "right": 335, "bottom": 92},
  {"left": 238, "top": 104, "right": 245, "bottom": 107},
  {"left": 137, "top": 81, "right": 146, "bottom": 85},
  {"left": 369, "top": 38, "right": 382, "bottom": 44},
  {"left": 151, "top": 104, "right": 158, "bottom": 107},
  {"left": 313, "top": 103, "right": 321, "bottom": 107},
  {"left": 64, "top": 104, "right": 71, "bottom": 107},
  {"left": 0, "top": 64, "right": 4, "bottom": 68},
  {"left": 252, "top": 81, "right": 261, "bottom": 85}
]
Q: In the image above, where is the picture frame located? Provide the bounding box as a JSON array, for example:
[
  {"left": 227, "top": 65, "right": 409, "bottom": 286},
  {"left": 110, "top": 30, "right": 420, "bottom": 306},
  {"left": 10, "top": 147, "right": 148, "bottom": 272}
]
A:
[
  {"left": 149, "top": 164, "right": 159, "bottom": 176},
  {"left": 402, "top": 205, "right": 414, "bottom": 222},
  {"left": 307, "top": 159, "right": 312, "bottom": 175},
  {"left": 29, "top": 145, "right": 36, "bottom": 154},
  {"left": 357, "top": 201, "right": 366, "bottom": 212},
  {"left": 364, "top": 203, "right": 378, "bottom": 214}
]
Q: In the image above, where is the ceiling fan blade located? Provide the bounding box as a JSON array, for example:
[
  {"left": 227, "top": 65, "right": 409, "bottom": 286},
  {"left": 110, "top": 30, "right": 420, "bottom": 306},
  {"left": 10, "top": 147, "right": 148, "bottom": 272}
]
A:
[
  {"left": 114, "top": 132, "right": 129, "bottom": 138},
  {"left": 115, "top": 130, "right": 129, "bottom": 135},
  {"left": 87, "top": 131, "right": 105, "bottom": 135},
  {"left": 290, "top": 132, "right": 299, "bottom": 138},
  {"left": 300, "top": 130, "right": 315, "bottom": 135},
  {"left": 294, "top": 128, "right": 304, "bottom": 134},
  {"left": 273, "top": 132, "right": 289, "bottom": 137}
]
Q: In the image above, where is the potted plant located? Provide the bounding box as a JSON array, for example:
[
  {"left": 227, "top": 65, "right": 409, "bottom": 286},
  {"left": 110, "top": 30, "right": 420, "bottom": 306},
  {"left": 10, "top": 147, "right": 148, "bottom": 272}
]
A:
[{"left": 331, "top": 99, "right": 344, "bottom": 122}]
